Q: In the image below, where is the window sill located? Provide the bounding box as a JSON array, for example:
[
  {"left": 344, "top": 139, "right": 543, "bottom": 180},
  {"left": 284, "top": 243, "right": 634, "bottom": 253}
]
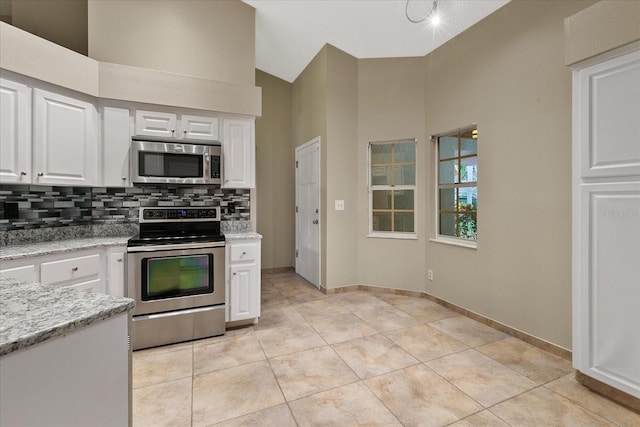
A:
[
  {"left": 367, "top": 233, "right": 418, "bottom": 240},
  {"left": 429, "top": 237, "right": 477, "bottom": 249}
]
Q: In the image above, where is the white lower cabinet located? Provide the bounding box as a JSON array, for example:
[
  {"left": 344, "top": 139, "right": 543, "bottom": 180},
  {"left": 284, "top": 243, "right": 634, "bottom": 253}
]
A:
[
  {"left": 226, "top": 239, "right": 261, "bottom": 322},
  {"left": 0, "top": 246, "right": 130, "bottom": 296}
]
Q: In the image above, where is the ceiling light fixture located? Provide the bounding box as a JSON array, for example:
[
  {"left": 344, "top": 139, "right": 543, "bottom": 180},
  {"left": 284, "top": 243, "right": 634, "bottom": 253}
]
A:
[{"left": 405, "top": 0, "right": 439, "bottom": 25}]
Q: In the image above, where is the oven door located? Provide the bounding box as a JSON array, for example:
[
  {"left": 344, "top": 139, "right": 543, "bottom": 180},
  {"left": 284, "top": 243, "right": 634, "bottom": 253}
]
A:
[{"left": 127, "top": 242, "right": 225, "bottom": 316}]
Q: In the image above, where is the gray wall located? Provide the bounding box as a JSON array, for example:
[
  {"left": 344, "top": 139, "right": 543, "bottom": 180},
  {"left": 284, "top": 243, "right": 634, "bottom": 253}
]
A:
[
  {"left": 423, "top": 0, "right": 596, "bottom": 350},
  {"left": 255, "top": 70, "right": 295, "bottom": 270},
  {"left": 88, "top": 0, "right": 255, "bottom": 86}
]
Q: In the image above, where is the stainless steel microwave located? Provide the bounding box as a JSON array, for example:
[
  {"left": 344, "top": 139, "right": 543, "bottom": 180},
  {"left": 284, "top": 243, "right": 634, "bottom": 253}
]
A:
[{"left": 131, "top": 138, "right": 221, "bottom": 185}]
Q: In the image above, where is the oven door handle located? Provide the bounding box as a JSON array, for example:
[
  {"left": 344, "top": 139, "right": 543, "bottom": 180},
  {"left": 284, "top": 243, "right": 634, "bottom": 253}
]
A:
[{"left": 127, "top": 241, "right": 225, "bottom": 252}]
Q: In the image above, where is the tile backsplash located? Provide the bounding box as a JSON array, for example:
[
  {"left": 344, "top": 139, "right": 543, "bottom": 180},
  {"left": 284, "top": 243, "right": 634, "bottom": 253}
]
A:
[{"left": 0, "top": 184, "right": 250, "bottom": 232}]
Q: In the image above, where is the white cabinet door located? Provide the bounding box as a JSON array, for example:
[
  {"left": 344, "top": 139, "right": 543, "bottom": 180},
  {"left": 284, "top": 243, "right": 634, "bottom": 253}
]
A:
[
  {"left": 181, "top": 114, "right": 219, "bottom": 141},
  {"left": 33, "top": 89, "right": 98, "bottom": 186},
  {"left": 102, "top": 106, "right": 131, "bottom": 187},
  {"left": 226, "top": 239, "right": 261, "bottom": 322},
  {"left": 228, "top": 263, "right": 259, "bottom": 322},
  {"left": 574, "top": 49, "right": 640, "bottom": 178},
  {"left": 0, "top": 78, "right": 31, "bottom": 184},
  {"left": 0, "top": 264, "right": 37, "bottom": 282},
  {"left": 106, "top": 247, "right": 126, "bottom": 297},
  {"left": 222, "top": 117, "right": 255, "bottom": 189},
  {"left": 135, "top": 110, "right": 177, "bottom": 138}
]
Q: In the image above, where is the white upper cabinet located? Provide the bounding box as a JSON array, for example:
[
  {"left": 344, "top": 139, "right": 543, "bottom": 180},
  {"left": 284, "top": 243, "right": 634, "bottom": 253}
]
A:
[
  {"left": 574, "top": 49, "right": 640, "bottom": 178},
  {"left": 134, "top": 110, "right": 177, "bottom": 138},
  {"left": 0, "top": 78, "right": 31, "bottom": 184},
  {"left": 102, "top": 106, "right": 132, "bottom": 187},
  {"left": 222, "top": 117, "right": 255, "bottom": 189},
  {"left": 33, "top": 88, "right": 98, "bottom": 186},
  {"left": 181, "top": 114, "right": 219, "bottom": 141},
  {"left": 135, "top": 110, "right": 219, "bottom": 141}
]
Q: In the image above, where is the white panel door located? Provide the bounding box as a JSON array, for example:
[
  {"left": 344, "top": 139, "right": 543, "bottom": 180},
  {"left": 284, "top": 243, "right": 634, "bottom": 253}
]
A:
[
  {"left": 102, "top": 106, "right": 131, "bottom": 187},
  {"left": 0, "top": 78, "right": 31, "bottom": 183},
  {"left": 295, "top": 137, "right": 320, "bottom": 288},
  {"left": 135, "top": 110, "right": 177, "bottom": 138},
  {"left": 181, "top": 114, "right": 219, "bottom": 141},
  {"left": 228, "top": 263, "right": 258, "bottom": 321},
  {"left": 576, "top": 183, "right": 640, "bottom": 397},
  {"left": 33, "top": 89, "right": 98, "bottom": 186},
  {"left": 222, "top": 117, "right": 255, "bottom": 188},
  {"left": 575, "top": 49, "right": 640, "bottom": 178}
]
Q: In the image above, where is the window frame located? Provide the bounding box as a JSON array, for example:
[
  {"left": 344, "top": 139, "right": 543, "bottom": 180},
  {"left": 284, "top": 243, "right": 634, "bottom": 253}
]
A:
[
  {"left": 367, "top": 138, "right": 418, "bottom": 240},
  {"left": 432, "top": 126, "right": 478, "bottom": 249}
]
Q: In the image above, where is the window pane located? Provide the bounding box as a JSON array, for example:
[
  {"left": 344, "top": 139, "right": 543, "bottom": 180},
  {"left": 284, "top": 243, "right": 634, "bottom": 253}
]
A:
[
  {"left": 457, "top": 213, "right": 477, "bottom": 240},
  {"left": 394, "top": 143, "right": 415, "bottom": 163},
  {"left": 394, "top": 212, "right": 414, "bottom": 232},
  {"left": 372, "top": 212, "right": 392, "bottom": 232},
  {"left": 438, "top": 159, "right": 458, "bottom": 184},
  {"left": 460, "top": 157, "right": 477, "bottom": 183},
  {"left": 372, "top": 190, "right": 392, "bottom": 209},
  {"left": 439, "top": 213, "right": 456, "bottom": 237},
  {"left": 394, "top": 164, "right": 416, "bottom": 185},
  {"left": 393, "top": 190, "right": 414, "bottom": 210},
  {"left": 460, "top": 138, "right": 477, "bottom": 156},
  {"left": 439, "top": 188, "right": 456, "bottom": 211},
  {"left": 458, "top": 187, "right": 477, "bottom": 212},
  {"left": 371, "top": 144, "right": 391, "bottom": 164},
  {"left": 439, "top": 136, "right": 458, "bottom": 159},
  {"left": 371, "top": 166, "right": 391, "bottom": 185}
]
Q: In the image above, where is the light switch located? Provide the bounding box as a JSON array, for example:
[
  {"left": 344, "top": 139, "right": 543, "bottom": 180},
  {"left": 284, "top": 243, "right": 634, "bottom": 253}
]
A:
[{"left": 335, "top": 200, "right": 345, "bottom": 211}]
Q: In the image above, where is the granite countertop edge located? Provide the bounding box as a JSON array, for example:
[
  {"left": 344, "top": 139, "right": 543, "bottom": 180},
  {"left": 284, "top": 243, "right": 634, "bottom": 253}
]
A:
[
  {"left": 223, "top": 231, "right": 263, "bottom": 241},
  {"left": 0, "top": 277, "right": 135, "bottom": 357},
  {"left": 0, "top": 236, "right": 132, "bottom": 261}
]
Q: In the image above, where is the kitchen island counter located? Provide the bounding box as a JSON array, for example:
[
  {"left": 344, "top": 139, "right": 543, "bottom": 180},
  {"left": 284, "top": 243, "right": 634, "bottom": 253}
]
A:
[{"left": 0, "top": 276, "right": 134, "bottom": 356}]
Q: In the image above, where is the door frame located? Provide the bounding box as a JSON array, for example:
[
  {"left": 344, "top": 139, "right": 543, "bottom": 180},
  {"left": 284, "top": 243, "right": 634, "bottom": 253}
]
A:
[{"left": 295, "top": 136, "right": 321, "bottom": 288}]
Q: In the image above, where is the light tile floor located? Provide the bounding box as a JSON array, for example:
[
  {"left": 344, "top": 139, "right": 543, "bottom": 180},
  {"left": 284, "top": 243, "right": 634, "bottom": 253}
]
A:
[{"left": 132, "top": 272, "right": 640, "bottom": 426}]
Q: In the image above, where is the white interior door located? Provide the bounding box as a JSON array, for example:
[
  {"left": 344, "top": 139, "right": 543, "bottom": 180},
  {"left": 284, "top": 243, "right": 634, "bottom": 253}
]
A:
[{"left": 295, "top": 137, "right": 321, "bottom": 288}]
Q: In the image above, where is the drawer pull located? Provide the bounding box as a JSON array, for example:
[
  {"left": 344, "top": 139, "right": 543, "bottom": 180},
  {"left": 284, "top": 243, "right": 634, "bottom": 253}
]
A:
[
  {"left": 117, "top": 258, "right": 123, "bottom": 262},
  {"left": 71, "top": 267, "right": 79, "bottom": 272},
  {"left": 242, "top": 251, "right": 247, "bottom": 255}
]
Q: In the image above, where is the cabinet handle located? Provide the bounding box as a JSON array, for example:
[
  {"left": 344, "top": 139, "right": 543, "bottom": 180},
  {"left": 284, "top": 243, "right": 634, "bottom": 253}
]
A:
[
  {"left": 242, "top": 251, "right": 247, "bottom": 255},
  {"left": 20, "top": 171, "right": 27, "bottom": 176},
  {"left": 233, "top": 272, "right": 237, "bottom": 276},
  {"left": 171, "top": 129, "right": 175, "bottom": 133},
  {"left": 71, "top": 267, "right": 79, "bottom": 272},
  {"left": 37, "top": 172, "right": 44, "bottom": 177},
  {"left": 121, "top": 176, "right": 126, "bottom": 180},
  {"left": 183, "top": 130, "right": 187, "bottom": 134},
  {"left": 117, "top": 258, "right": 123, "bottom": 262}
]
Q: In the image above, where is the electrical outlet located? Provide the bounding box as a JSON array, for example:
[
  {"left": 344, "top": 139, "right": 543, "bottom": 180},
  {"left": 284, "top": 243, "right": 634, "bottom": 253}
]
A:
[
  {"left": 335, "top": 200, "right": 345, "bottom": 211},
  {"left": 427, "top": 269, "right": 434, "bottom": 281}
]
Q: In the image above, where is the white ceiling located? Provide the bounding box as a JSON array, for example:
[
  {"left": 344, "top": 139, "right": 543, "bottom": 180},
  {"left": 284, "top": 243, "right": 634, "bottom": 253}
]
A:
[{"left": 243, "top": 0, "right": 511, "bottom": 83}]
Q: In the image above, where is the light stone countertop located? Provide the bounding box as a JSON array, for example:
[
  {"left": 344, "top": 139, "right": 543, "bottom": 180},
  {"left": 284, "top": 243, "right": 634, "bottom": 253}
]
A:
[
  {"left": 0, "top": 236, "right": 131, "bottom": 262},
  {"left": 0, "top": 277, "right": 134, "bottom": 357},
  {"left": 223, "top": 232, "right": 263, "bottom": 241}
]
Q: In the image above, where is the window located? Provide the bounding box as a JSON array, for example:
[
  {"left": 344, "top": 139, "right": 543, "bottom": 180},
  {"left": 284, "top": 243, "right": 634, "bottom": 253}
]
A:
[
  {"left": 437, "top": 127, "right": 477, "bottom": 241},
  {"left": 368, "top": 139, "right": 416, "bottom": 238}
]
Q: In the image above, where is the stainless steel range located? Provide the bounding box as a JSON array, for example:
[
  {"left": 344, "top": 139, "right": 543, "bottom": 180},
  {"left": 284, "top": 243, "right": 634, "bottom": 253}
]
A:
[{"left": 127, "top": 207, "right": 225, "bottom": 350}]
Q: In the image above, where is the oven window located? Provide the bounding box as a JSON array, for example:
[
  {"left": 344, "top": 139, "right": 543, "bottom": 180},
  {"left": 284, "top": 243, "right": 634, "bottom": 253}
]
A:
[
  {"left": 142, "top": 254, "right": 213, "bottom": 300},
  {"left": 139, "top": 152, "right": 203, "bottom": 178}
]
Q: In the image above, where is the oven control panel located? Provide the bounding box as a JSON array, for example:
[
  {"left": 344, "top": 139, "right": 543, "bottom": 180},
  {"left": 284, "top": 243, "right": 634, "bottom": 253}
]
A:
[{"left": 140, "top": 207, "right": 220, "bottom": 221}]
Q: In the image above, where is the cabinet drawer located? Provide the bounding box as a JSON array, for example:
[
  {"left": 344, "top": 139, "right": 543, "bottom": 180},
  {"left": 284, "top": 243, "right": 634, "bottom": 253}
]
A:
[
  {"left": 0, "top": 265, "right": 37, "bottom": 282},
  {"left": 41, "top": 254, "right": 101, "bottom": 286},
  {"left": 66, "top": 279, "right": 103, "bottom": 293},
  {"left": 228, "top": 243, "right": 257, "bottom": 263}
]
